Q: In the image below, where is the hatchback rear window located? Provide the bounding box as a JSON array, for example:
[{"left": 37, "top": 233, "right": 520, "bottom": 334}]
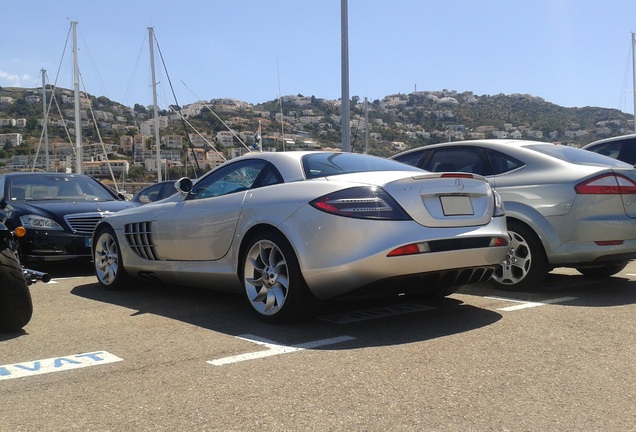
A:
[
  {"left": 527, "top": 144, "right": 633, "bottom": 168},
  {"left": 302, "top": 152, "right": 422, "bottom": 179}
]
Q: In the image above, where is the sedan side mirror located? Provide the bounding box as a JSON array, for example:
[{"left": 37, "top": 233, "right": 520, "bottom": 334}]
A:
[{"left": 175, "top": 177, "right": 193, "bottom": 195}]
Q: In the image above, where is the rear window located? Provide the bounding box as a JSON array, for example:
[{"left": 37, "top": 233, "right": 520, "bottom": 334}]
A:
[
  {"left": 302, "top": 153, "right": 423, "bottom": 179},
  {"left": 527, "top": 144, "right": 633, "bottom": 168}
]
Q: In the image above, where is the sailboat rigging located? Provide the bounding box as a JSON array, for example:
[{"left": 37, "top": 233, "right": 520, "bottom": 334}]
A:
[
  {"left": 72, "top": 21, "right": 82, "bottom": 174},
  {"left": 31, "top": 21, "right": 122, "bottom": 192}
]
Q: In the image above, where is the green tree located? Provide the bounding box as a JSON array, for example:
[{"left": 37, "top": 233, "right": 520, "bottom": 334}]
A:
[
  {"left": 134, "top": 104, "right": 147, "bottom": 115},
  {"left": 127, "top": 165, "right": 145, "bottom": 181}
]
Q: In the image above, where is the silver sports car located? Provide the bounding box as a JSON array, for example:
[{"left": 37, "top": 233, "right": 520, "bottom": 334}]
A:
[
  {"left": 92, "top": 151, "right": 509, "bottom": 322},
  {"left": 392, "top": 139, "right": 636, "bottom": 290}
]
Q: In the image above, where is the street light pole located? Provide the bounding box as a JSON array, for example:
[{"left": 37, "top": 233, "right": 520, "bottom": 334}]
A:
[{"left": 341, "top": 0, "right": 351, "bottom": 152}]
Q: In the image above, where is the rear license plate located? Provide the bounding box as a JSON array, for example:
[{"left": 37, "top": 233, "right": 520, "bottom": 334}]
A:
[{"left": 440, "top": 196, "right": 474, "bottom": 216}]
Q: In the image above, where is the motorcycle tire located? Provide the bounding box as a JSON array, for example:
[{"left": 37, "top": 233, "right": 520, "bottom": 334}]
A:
[{"left": 0, "top": 245, "right": 33, "bottom": 332}]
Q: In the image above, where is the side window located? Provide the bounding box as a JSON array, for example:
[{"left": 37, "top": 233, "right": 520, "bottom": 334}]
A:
[
  {"left": 392, "top": 150, "right": 426, "bottom": 168},
  {"left": 189, "top": 159, "right": 275, "bottom": 200},
  {"left": 137, "top": 183, "right": 163, "bottom": 204},
  {"left": 617, "top": 138, "right": 636, "bottom": 165},
  {"left": 252, "top": 164, "right": 284, "bottom": 188},
  {"left": 590, "top": 142, "right": 622, "bottom": 159},
  {"left": 486, "top": 150, "right": 525, "bottom": 175}
]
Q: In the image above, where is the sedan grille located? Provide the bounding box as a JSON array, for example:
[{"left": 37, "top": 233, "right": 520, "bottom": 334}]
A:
[
  {"left": 65, "top": 212, "right": 114, "bottom": 234},
  {"left": 124, "top": 222, "right": 159, "bottom": 261}
]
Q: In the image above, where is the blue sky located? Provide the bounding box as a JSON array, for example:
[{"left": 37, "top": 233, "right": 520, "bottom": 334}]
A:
[{"left": 2, "top": 0, "right": 636, "bottom": 112}]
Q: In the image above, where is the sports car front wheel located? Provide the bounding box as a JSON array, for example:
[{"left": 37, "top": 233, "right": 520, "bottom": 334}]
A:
[
  {"left": 93, "top": 225, "right": 131, "bottom": 290},
  {"left": 242, "top": 231, "right": 321, "bottom": 323}
]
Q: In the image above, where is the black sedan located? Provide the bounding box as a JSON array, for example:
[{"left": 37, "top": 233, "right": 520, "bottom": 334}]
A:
[{"left": 0, "top": 172, "right": 137, "bottom": 264}]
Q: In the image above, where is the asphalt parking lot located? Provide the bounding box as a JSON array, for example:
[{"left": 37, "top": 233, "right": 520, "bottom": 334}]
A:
[{"left": 2, "top": 262, "right": 635, "bottom": 431}]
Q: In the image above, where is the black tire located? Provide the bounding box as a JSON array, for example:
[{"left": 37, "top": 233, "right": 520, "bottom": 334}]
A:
[
  {"left": 0, "top": 245, "right": 33, "bottom": 332},
  {"left": 93, "top": 225, "right": 131, "bottom": 290},
  {"left": 491, "top": 220, "right": 549, "bottom": 291},
  {"left": 241, "top": 230, "right": 322, "bottom": 323},
  {"left": 576, "top": 261, "right": 628, "bottom": 278}
]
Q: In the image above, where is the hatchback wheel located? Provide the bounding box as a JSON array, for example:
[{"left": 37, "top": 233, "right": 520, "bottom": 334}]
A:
[
  {"left": 491, "top": 221, "right": 549, "bottom": 291},
  {"left": 576, "top": 262, "right": 628, "bottom": 278},
  {"left": 242, "top": 231, "right": 321, "bottom": 323},
  {"left": 93, "top": 225, "right": 130, "bottom": 290}
]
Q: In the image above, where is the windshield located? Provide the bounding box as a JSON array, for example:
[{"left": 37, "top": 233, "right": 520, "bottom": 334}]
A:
[
  {"left": 9, "top": 175, "right": 117, "bottom": 202},
  {"left": 302, "top": 152, "right": 423, "bottom": 179},
  {"left": 527, "top": 144, "right": 634, "bottom": 168}
]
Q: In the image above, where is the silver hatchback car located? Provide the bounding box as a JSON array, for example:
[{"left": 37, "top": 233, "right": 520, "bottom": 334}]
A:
[{"left": 392, "top": 139, "right": 636, "bottom": 290}]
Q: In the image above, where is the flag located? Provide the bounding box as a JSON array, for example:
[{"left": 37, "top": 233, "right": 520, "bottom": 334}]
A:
[{"left": 252, "top": 121, "right": 262, "bottom": 152}]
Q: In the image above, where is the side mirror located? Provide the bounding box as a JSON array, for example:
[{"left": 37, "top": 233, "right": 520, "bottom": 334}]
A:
[{"left": 175, "top": 177, "right": 193, "bottom": 195}]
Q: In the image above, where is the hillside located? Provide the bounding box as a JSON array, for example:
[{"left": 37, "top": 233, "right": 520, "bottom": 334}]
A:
[{"left": 0, "top": 86, "right": 633, "bottom": 167}]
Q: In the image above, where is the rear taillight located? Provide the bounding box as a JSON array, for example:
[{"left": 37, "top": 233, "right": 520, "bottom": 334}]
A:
[
  {"left": 309, "top": 186, "right": 411, "bottom": 220},
  {"left": 575, "top": 173, "right": 636, "bottom": 195}
]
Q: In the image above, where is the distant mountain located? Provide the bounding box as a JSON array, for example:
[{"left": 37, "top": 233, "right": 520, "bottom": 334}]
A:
[{"left": 1, "top": 86, "right": 633, "bottom": 160}]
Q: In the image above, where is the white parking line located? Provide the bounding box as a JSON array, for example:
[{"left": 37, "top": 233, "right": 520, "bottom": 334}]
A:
[
  {"left": 485, "top": 296, "right": 578, "bottom": 311},
  {"left": 208, "top": 334, "right": 356, "bottom": 366}
]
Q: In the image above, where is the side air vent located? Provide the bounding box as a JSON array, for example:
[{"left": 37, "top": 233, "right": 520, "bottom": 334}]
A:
[{"left": 124, "top": 222, "right": 159, "bottom": 260}]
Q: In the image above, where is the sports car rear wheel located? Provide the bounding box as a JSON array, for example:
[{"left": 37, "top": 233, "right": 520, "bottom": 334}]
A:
[
  {"left": 242, "top": 231, "right": 321, "bottom": 323},
  {"left": 93, "top": 225, "right": 131, "bottom": 290},
  {"left": 491, "top": 221, "right": 549, "bottom": 291}
]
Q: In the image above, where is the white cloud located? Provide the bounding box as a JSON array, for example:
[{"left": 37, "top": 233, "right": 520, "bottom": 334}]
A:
[{"left": 0, "top": 70, "right": 33, "bottom": 87}]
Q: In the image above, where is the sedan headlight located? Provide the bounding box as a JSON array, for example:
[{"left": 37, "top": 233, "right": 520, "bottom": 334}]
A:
[{"left": 20, "top": 215, "right": 64, "bottom": 231}]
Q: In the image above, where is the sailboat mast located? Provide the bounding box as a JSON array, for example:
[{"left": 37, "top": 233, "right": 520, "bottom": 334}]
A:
[
  {"left": 41, "top": 68, "right": 49, "bottom": 171},
  {"left": 632, "top": 32, "right": 636, "bottom": 133},
  {"left": 149, "top": 27, "right": 162, "bottom": 182},
  {"left": 72, "top": 21, "right": 82, "bottom": 174},
  {"left": 364, "top": 97, "right": 369, "bottom": 154}
]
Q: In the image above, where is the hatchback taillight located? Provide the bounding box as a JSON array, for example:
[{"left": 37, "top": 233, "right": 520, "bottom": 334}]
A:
[
  {"left": 309, "top": 186, "right": 411, "bottom": 220},
  {"left": 575, "top": 173, "right": 636, "bottom": 195}
]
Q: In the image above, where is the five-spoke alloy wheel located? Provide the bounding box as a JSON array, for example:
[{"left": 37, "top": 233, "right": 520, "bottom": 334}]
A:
[{"left": 491, "top": 221, "right": 548, "bottom": 291}]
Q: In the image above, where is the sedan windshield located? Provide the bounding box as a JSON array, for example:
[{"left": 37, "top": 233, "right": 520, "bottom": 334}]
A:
[
  {"left": 302, "top": 152, "right": 423, "bottom": 179},
  {"left": 9, "top": 175, "right": 116, "bottom": 201},
  {"left": 527, "top": 144, "right": 633, "bottom": 168}
]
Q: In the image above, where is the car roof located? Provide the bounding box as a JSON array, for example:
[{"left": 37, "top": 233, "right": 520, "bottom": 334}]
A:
[
  {"left": 0, "top": 172, "right": 88, "bottom": 178},
  {"left": 393, "top": 139, "right": 548, "bottom": 157},
  {"left": 427, "top": 139, "right": 546, "bottom": 149},
  {"left": 583, "top": 134, "right": 636, "bottom": 149}
]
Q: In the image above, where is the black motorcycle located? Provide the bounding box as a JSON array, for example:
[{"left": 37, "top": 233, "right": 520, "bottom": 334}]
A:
[{"left": 0, "top": 222, "right": 50, "bottom": 332}]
